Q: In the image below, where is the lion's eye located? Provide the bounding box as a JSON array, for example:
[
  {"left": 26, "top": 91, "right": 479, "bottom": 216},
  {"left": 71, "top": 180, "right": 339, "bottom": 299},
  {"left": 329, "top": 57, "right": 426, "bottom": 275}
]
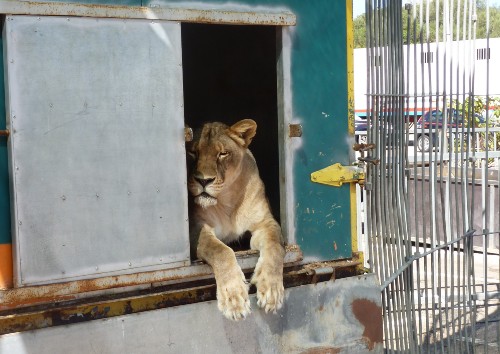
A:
[{"left": 218, "top": 151, "right": 229, "bottom": 159}]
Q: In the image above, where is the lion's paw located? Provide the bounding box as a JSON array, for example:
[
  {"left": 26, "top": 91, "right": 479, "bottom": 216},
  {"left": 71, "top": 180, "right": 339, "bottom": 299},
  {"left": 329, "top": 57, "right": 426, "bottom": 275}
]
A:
[
  {"left": 251, "top": 266, "right": 284, "bottom": 314},
  {"left": 217, "top": 273, "right": 251, "bottom": 321}
]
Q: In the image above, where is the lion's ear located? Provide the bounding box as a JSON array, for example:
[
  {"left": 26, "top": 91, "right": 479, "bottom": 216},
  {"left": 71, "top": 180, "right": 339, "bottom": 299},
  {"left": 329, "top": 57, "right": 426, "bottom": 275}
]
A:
[{"left": 228, "top": 119, "right": 257, "bottom": 148}]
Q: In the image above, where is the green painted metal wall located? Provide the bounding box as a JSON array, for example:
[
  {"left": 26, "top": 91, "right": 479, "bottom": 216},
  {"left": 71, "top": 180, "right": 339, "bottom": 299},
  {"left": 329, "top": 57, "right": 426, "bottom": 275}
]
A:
[
  {"left": 278, "top": 1, "right": 351, "bottom": 260},
  {"left": 0, "top": 0, "right": 352, "bottom": 261}
]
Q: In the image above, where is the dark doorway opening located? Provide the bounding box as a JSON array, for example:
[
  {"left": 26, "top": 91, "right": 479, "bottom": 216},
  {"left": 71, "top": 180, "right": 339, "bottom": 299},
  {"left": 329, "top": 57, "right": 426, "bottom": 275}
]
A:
[{"left": 181, "top": 23, "right": 281, "bottom": 229}]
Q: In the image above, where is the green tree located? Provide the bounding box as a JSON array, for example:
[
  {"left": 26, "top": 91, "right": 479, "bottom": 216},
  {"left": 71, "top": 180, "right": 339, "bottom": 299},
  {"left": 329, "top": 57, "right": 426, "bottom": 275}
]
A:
[
  {"left": 450, "top": 96, "right": 500, "bottom": 162},
  {"left": 353, "top": 14, "right": 367, "bottom": 48},
  {"left": 354, "top": 1, "right": 500, "bottom": 48},
  {"left": 451, "top": 96, "right": 500, "bottom": 127}
]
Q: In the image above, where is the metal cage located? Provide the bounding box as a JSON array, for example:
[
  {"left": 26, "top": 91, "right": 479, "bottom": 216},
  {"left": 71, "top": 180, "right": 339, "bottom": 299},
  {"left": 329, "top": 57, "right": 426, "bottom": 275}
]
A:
[{"left": 361, "top": 0, "right": 500, "bottom": 352}]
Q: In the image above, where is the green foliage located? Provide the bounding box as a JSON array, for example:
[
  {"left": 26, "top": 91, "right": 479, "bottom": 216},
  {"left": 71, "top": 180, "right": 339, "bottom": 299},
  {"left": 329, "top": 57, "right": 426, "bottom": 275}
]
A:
[
  {"left": 450, "top": 96, "right": 500, "bottom": 162},
  {"left": 354, "top": 1, "right": 500, "bottom": 48},
  {"left": 451, "top": 96, "right": 500, "bottom": 127},
  {"left": 353, "top": 14, "right": 367, "bottom": 48}
]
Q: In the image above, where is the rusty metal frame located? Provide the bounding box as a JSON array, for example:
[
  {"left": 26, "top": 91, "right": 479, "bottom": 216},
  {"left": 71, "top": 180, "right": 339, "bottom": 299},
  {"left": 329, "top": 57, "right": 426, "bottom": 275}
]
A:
[
  {"left": 0, "top": 0, "right": 296, "bottom": 25},
  {"left": 0, "top": 247, "right": 302, "bottom": 311},
  {"left": 0, "top": 252, "right": 364, "bottom": 335}
]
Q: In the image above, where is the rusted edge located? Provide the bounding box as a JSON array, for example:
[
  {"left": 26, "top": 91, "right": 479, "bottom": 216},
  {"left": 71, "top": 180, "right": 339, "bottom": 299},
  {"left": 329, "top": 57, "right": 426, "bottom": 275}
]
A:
[
  {"left": 0, "top": 284, "right": 218, "bottom": 335},
  {"left": 0, "top": 246, "right": 302, "bottom": 311},
  {"left": 0, "top": 1, "right": 296, "bottom": 26},
  {"left": 0, "top": 129, "right": 9, "bottom": 137},
  {"left": 0, "top": 264, "right": 353, "bottom": 335}
]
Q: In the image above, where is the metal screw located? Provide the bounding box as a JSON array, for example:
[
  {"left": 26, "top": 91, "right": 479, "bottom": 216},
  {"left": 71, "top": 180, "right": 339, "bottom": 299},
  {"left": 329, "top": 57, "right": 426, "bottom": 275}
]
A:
[
  {"left": 18, "top": 221, "right": 22, "bottom": 226},
  {"left": 128, "top": 262, "right": 132, "bottom": 266},
  {"left": 61, "top": 195, "right": 66, "bottom": 201}
]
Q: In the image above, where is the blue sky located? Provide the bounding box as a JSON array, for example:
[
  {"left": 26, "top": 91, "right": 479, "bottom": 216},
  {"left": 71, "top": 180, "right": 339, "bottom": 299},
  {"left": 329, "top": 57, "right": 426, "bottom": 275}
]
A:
[{"left": 353, "top": 0, "right": 500, "bottom": 18}]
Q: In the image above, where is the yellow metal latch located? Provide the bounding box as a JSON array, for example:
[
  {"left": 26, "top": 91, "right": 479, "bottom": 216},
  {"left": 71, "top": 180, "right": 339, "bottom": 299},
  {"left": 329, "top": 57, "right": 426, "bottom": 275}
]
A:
[{"left": 311, "top": 163, "right": 365, "bottom": 187}]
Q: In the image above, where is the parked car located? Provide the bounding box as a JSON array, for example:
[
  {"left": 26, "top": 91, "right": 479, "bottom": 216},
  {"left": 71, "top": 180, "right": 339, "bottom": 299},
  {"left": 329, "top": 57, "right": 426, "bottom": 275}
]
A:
[
  {"left": 355, "top": 118, "right": 368, "bottom": 144},
  {"left": 415, "top": 108, "right": 465, "bottom": 151},
  {"left": 354, "top": 117, "right": 395, "bottom": 145}
]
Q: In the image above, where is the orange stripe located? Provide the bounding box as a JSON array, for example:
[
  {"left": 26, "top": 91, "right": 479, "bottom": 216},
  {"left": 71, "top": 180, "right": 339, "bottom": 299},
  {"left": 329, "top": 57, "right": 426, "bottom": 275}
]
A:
[{"left": 0, "top": 244, "right": 13, "bottom": 289}]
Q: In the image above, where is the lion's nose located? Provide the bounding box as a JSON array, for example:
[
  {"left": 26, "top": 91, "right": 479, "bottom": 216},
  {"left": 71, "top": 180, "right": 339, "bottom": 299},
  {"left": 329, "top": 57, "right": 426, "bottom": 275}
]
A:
[{"left": 195, "top": 177, "right": 215, "bottom": 188}]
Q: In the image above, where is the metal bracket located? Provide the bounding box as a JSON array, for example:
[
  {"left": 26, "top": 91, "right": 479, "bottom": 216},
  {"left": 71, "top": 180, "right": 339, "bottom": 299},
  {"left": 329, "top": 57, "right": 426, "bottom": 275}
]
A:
[
  {"left": 184, "top": 126, "right": 193, "bottom": 142},
  {"left": 310, "top": 163, "right": 365, "bottom": 187}
]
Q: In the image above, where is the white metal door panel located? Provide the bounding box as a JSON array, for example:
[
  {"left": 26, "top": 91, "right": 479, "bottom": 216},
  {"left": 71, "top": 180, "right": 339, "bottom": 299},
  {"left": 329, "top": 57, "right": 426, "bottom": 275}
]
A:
[{"left": 4, "top": 15, "right": 190, "bottom": 286}]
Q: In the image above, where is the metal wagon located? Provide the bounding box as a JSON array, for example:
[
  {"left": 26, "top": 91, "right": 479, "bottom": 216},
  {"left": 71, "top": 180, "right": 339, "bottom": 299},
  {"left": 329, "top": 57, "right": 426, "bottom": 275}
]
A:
[{"left": 0, "top": 1, "right": 382, "bottom": 353}]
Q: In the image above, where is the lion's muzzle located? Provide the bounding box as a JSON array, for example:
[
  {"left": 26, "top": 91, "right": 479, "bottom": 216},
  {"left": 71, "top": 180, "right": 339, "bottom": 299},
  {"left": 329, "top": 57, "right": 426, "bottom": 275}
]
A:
[{"left": 194, "top": 192, "right": 218, "bottom": 208}]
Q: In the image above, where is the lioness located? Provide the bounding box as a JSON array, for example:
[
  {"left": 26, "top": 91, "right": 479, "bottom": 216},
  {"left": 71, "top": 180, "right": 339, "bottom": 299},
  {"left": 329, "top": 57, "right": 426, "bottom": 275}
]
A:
[{"left": 187, "top": 119, "right": 285, "bottom": 321}]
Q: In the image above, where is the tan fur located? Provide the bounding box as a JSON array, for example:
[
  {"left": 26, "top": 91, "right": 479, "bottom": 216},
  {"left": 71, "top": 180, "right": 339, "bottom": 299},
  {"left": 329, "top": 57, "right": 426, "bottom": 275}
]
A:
[{"left": 187, "top": 119, "right": 285, "bottom": 320}]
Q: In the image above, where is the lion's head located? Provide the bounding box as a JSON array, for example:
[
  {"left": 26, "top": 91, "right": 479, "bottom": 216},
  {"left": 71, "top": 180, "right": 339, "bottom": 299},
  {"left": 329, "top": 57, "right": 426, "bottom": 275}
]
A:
[{"left": 186, "top": 119, "right": 257, "bottom": 209}]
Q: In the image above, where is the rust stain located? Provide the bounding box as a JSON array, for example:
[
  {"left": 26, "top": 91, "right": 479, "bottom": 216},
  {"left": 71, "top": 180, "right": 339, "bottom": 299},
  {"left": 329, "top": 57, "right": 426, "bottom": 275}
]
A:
[
  {"left": 16, "top": 2, "right": 296, "bottom": 26},
  {"left": 1, "top": 246, "right": 303, "bottom": 311},
  {"left": 0, "top": 268, "right": 200, "bottom": 311},
  {"left": 351, "top": 299, "right": 383, "bottom": 350},
  {"left": 0, "top": 284, "right": 217, "bottom": 335},
  {"left": 333, "top": 242, "right": 338, "bottom": 251},
  {"left": 3, "top": 294, "right": 76, "bottom": 310},
  {"left": 301, "top": 347, "right": 341, "bottom": 354}
]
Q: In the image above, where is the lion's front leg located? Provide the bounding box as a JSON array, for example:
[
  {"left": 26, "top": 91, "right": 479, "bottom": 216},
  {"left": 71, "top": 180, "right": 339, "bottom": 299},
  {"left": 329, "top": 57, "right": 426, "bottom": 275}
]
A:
[
  {"left": 250, "top": 221, "right": 285, "bottom": 314},
  {"left": 197, "top": 225, "right": 251, "bottom": 321}
]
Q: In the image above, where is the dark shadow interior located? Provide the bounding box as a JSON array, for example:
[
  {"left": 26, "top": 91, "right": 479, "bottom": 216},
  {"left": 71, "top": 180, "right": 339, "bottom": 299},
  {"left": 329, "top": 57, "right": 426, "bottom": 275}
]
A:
[{"left": 181, "top": 23, "right": 281, "bottom": 238}]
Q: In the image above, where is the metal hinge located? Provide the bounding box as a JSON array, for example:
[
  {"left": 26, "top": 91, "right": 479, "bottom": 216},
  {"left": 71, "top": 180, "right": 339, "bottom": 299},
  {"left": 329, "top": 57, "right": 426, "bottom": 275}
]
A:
[{"left": 310, "top": 163, "right": 365, "bottom": 187}]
